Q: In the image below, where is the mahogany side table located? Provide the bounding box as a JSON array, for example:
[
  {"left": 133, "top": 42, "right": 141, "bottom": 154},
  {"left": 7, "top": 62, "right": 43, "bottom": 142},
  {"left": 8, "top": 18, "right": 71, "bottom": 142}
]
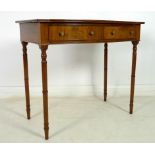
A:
[{"left": 16, "top": 19, "right": 144, "bottom": 140}]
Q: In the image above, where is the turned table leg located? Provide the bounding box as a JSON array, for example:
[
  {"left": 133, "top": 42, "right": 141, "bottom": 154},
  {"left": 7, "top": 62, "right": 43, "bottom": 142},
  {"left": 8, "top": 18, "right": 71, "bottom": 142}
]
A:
[
  {"left": 22, "top": 41, "right": 31, "bottom": 119},
  {"left": 39, "top": 45, "right": 49, "bottom": 140},
  {"left": 104, "top": 43, "right": 108, "bottom": 101},
  {"left": 130, "top": 41, "right": 139, "bottom": 114}
]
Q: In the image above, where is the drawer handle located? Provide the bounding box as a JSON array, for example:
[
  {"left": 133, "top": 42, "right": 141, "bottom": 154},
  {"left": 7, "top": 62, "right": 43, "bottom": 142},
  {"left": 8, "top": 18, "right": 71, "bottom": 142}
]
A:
[
  {"left": 59, "top": 32, "right": 65, "bottom": 37},
  {"left": 130, "top": 30, "right": 135, "bottom": 35},
  {"left": 111, "top": 31, "right": 116, "bottom": 36},
  {"left": 89, "top": 31, "right": 95, "bottom": 36}
]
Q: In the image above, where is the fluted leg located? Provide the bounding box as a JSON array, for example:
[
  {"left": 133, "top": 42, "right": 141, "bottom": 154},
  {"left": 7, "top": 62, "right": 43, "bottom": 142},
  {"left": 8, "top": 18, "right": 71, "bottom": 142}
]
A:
[
  {"left": 104, "top": 43, "right": 108, "bottom": 101},
  {"left": 22, "top": 41, "right": 31, "bottom": 119},
  {"left": 130, "top": 41, "right": 139, "bottom": 114},
  {"left": 39, "top": 45, "right": 49, "bottom": 140}
]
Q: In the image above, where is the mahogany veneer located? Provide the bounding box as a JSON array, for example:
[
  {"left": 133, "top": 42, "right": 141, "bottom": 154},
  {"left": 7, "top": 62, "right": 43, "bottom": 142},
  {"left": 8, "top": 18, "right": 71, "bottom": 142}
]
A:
[{"left": 16, "top": 19, "right": 144, "bottom": 140}]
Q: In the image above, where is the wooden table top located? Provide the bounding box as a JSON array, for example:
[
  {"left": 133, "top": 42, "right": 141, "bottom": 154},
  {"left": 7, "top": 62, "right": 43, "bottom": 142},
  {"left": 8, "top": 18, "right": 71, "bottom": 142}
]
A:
[{"left": 16, "top": 19, "right": 145, "bottom": 24}]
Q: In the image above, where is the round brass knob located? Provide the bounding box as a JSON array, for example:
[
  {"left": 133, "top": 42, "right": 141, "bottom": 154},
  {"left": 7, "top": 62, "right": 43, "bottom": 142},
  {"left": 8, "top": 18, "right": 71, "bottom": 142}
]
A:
[
  {"left": 111, "top": 31, "right": 116, "bottom": 36},
  {"left": 59, "top": 32, "right": 65, "bottom": 37},
  {"left": 89, "top": 31, "right": 95, "bottom": 36},
  {"left": 130, "top": 30, "right": 135, "bottom": 35}
]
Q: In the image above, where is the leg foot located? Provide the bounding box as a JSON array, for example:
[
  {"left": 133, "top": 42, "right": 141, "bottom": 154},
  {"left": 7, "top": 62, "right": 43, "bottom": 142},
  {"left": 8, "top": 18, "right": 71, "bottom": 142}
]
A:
[
  {"left": 44, "top": 124, "right": 49, "bottom": 140},
  {"left": 130, "top": 104, "right": 133, "bottom": 114}
]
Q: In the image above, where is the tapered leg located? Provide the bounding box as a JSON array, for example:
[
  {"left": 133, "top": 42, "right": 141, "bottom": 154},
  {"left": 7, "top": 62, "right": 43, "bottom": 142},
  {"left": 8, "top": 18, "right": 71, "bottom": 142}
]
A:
[
  {"left": 39, "top": 45, "right": 49, "bottom": 140},
  {"left": 130, "top": 41, "right": 139, "bottom": 114},
  {"left": 104, "top": 43, "right": 108, "bottom": 101},
  {"left": 22, "top": 41, "right": 31, "bottom": 119}
]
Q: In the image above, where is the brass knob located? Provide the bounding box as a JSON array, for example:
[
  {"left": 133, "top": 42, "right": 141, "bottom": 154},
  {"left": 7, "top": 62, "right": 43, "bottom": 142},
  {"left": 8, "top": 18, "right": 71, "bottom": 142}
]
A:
[
  {"left": 59, "top": 32, "right": 65, "bottom": 37},
  {"left": 111, "top": 31, "right": 116, "bottom": 36},
  {"left": 130, "top": 30, "right": 135, "bottom": 35},
  {"left": 89, "top": 31, "right": 95, "bottom": 36}
]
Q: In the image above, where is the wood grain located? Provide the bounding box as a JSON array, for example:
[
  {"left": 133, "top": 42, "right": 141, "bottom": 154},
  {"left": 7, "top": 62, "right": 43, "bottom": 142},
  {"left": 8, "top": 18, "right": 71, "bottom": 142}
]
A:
[
  {"left": 39, "top": 45, "right": 49, "bottom": 140},
  {"left": 16, "top": 19, "right": 144, "bottom": 140},
  {"left": 17, "top": 20, "right": 144, "bottom": 45},
  {"left": 22, "top": 41, "right": 31, "bottom": 119},
  {"left": 20, "top": 23, "right": 40, "bottom": 44},
  {"left": 130, "top": 41, "right": 139, "bottom": 114},
  {"left": 104, "top": 25, "right": 137, "bottom": 40},
  {"left": 16, "top": 19, "right": 145, "bottom": 24},
  {"left": 104, "top": 43, "right": 108, "bottom": 102},
  {"left": 49, "top": 25, "right": 104, "bottom": 42}
]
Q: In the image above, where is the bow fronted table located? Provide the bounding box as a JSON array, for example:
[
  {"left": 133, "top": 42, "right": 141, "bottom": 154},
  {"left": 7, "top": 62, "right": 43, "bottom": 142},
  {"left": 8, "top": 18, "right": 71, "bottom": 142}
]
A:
[{"left": 16, "top": 19, "right": 144, "bottom": 140}]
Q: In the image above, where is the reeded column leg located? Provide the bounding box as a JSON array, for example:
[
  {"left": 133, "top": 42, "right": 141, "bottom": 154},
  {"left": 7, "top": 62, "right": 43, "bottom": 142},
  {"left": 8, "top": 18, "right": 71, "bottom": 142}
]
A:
[
  {"left": 130, "top": 41, "right": 139, "bottom": 114},
  {"left": 22, "top": 41, "right": 31, "bottom": 119},
  {"left": 104, "top": 43, "right": 108, "bottom": 101},
  {"left": 39, "top": 45, "right": 49, "bottom": 140}
]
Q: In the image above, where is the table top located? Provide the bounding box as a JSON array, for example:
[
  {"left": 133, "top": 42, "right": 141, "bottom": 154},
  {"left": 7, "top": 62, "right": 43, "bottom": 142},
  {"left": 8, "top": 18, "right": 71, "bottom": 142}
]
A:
[{"left": 16, "top": 19, "right": 145, "bottom": 24}]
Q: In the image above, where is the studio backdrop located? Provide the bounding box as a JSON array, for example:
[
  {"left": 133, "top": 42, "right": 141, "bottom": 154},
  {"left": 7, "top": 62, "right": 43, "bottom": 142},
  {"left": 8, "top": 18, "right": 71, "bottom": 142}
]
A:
[{"left": 0, "top": 12, "right": 154, "bottom": 97}]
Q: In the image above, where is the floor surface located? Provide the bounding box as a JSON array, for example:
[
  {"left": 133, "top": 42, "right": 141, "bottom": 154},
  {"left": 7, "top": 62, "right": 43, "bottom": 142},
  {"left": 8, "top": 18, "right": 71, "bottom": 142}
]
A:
[{"left": 0, "top": 96, "right": 155, "bottom": 142}]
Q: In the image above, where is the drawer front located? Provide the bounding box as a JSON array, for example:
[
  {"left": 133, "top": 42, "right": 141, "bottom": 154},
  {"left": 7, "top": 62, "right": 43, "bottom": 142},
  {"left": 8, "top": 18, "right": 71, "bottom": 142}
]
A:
[
  {"left": 104, "top": 26, "right": 137, "bottom": 40},
  {"left": 49, "top": 25, "right": 104, "bottom": 42}
]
